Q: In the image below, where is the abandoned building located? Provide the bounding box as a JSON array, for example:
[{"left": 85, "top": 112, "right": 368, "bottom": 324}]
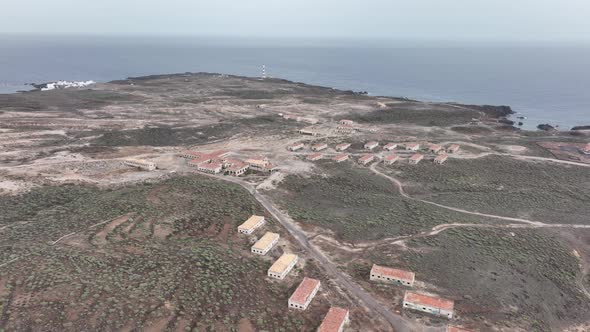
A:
[
  {"left": 288, "top": 277, "right": 321, "bottom": 310},
  {"left": 409, "top": 153, "right": 424, "bottom": 164},
  {"left": 268, "top": 253, "right": 298, "bottom": 279},
  {"left": 339, "top": 119, "right": 354, "bottom": 125},
  {"left": 251, "top": 232, "right": 280, "bottom": 255},
  {"left": 383, "top": 143, "right": 398, "bottom": 151},
  {"left": 123, "top": 159, "right": 157, "bottom": 171},
  {"left": 447, "top": 326, "right": 473, "bottom": 332},
  {"left": 370, "top": 264, "right": 415, "bottom": 286},
  {"left": 428, "top": 144, "right": 443, "bottom": 153},
  {"left": 317, "top": 307, "right": 350, "bottom": 332},
  {"left": 434, "top": 154, "right": 449, "bottom": 164},
  {"left": 307, "top": 153, "right": 323, "bottom": 161},
  {"left": 238, "top": 215, "right": 266, "bottom": 235},
  {"left": 335, "top": 143, "right": 351, "bottom": 151},
  {"left": 447, "top": 144, "right": 461, "bottom": 153},
  {"left": 298, "top": 128, "right": 320, "bottom": 136},
  {"left": 358, "top": 154, "right": 375, "bottom": 165},
  {"left": 333, "top": 154, "right": 349, "bottom": 163},
  {"left": 197, "top": 162, "right": 223, "bottom": 174},
  {"left": 311, "top": 143, "right": 328, "bottom": 152},
  {"left": 403, "top": 291, "right": 454, "bottom": 319},
  {"left": 179, "top": 150, "right": 202, "bottom": 159},
  {"left": 383, "top": 154, "right": 399, "bottom": 165},
  {"left": 287, "top": 143, "right": 305, "bottom": 151},
  {"left": 226, "top": 161, "right": 249, "bottom": 176},
  {"left": 336, "top": 125, "right": 355, "bottom": 134},
  {"left": 405, "top": 143, "right": 420, "bottom": 151},
  {"left": 364, "top": 141, "right": 379, "bottom": 150}
]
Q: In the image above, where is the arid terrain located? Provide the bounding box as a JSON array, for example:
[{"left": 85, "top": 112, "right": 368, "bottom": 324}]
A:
[{"left": 1, "top": 73, "right": 589, "bottom": 332}]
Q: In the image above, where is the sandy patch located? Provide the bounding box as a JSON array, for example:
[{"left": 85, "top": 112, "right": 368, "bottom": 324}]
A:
[{"left": 256, "top": 171, "right": 286, "bottom": 191}]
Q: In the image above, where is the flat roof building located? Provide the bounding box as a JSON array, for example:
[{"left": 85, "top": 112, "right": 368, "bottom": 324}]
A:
[
  {"left": 307, "top": 153, "right": 323, "bottom": 161},
  {"left": 298, "top": 128, "right": 320, "bottom": 136},
  {"left": 405, "top": 143, "right": 420, "bottom": 151},
  {"left": 333, "top": 154, "right": 349, "bottom": 163},
  {"left": 364, "top": 141, "right": 379, "bottom": 150},
  {"left": 383, "top": 154, "right": 399, "bottom": 165},
  {"left": 447, "top": 144, "right": 461, "bottom": 153},
  {"left": 311, "top": 143, "right": 328, "bottom": 152},
  {"left": 251, "top": 232, "right": 280, "bottom": 255},
  {"left": 197, "top": 162, "right": 223, "bottom": 174},
  {"left": 434, "top": 154, "right": 449, "bottom": 164},
  {"left": 238, "top": 215, "right": 266, "bottom": 235},
  {"left": 370, "top": 264, "right": 415, "bottom": 286},
  {"left": 124, "top": 159, "right": 156, "bottom": 171},
  {"left": 409, "top": 153, "right": 424, "bottom": 164},
  {"left": 288, "top": 277, "right": 321, "bottom": 310},
  {"left": 317, "top": 307, "right": 350, "bottom": 332},
  {"left": 358, "top": 154, "right": 375, "bottom": 165},
  {"left": 403, "top": 291, "right": 454, "bottom": 319},
  {"left": 428, "top": 144, "right": 443, "bottom": 153},
  {"left": 287, "top": 143, "right": 305, "bottom": 151},
  {"left": 383, "top": 143, "right": 398, "bottom": 151},
  {"left": 268, "top": 253, "right": 298, "bottom": 279},
  {"left": 335, "top": 143, "right": 351, "bottom": 151}
]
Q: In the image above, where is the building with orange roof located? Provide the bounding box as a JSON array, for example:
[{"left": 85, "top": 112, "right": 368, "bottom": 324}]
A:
[
  {"left": 370, "top": 264, "right": 415, "bottom": 286},
  {"left": 383, "top": 143, "right": 398, "bottom": 151},
  {"left": 358, "top": 154, "right": 375, "bottom": 165},
  {"left": 251, "top": 232, "right": 279, "bottom": 255},
  {"left": 447, "top": 144, "right": 461, "bottom": 153},
  {"left": 447, "top": 326, "right": 473, "bottom": 332},
  {"left": 268, "top": 253, "right": 298, "bottom": 279},
  {"left": 288, "top": 277, "right": 321, "bottom": 310},
  {"left": 434, "top": 154, "right": 449, "bottom": 164},
  {"left": 197, "top": 162, "right": 223, "bottom": 174},
  {"left": 246, "top": 156, "right": 270, "bottom": 169},
  {"left": 403, "top": 291, "right": 454, "bottom": 319},
  {"left": 383, "top": 154, "right": 399, "bottom": 165},
  {"left": 307, "top": 153, "right": 323, "bottom": 161},
  {"left": 409, "top": 153, "right": 424, "bottom": 164},
  {"left": 428, "top": 144, "right": 443, "bottom": 153},
  {"left": 317, "top": 307, "right": 350, "bottom": 332},
  {"left": 364, "top": 141, "right": 379, "bottom": 150},
  {"left": 238, "top": 215, "right": 265, "bottom": 235},
  {"left": 405, "top": 143, "right": 420, "bottom": 151},
  {"left": 335, "top": 143, "right": 351, "bottom": 151},
  {"left": 311, "top": 143, "right": 328, "bottom": 152},
  {"left": 332, "top": 154, "right": 349, "bottom": 163},
  {"left": 225, "top": 161, "right": 249, "bottom": 176}
]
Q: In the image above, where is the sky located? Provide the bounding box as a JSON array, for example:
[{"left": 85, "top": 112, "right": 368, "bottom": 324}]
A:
[{"left": 2, "top": 0, "right": 590, "bottom": 42}]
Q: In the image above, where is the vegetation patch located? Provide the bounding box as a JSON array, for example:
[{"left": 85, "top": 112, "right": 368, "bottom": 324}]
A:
[{"left": 345, "top": 106, "right": 479, "bottom": 127}]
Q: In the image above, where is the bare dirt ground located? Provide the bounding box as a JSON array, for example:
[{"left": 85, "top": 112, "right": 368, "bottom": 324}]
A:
[{"left": 1, "top": 73, "right": 589, "bottom": 331}]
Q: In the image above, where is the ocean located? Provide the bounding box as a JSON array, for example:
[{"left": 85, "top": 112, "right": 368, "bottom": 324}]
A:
[{"left": 1, "top": 35, "right": 589, "bottom": 129}]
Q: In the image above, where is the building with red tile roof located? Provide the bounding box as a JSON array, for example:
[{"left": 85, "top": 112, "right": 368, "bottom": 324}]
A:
[
  {"left": 409, "top": 153, "right": 424, "bottom": 164},
  {"left": 434, "top": 154, "right": 449, "bottom": 164},
  {"left": 383, "top": 143, "right": 398, "bottom": 151},
  {"left": 317, "top": 307, "right": 350, "bottom": 332},
  {"left": 403, "top": 291, "right": 454, "bottom": 319},
  {"left": 335, "top": 143, "right": 351, "bottom": 151},
  {"left": 364, "top": 141, "right": 379, "bottom": 150},
  {"left": 311, "top": 143, "right": 328, "bottom": 152},
  {"left": 428, "top": 144, "right": 443, "bottom": 153},
  {"left": 358, "top": 154, "right": 375, "bottom": 165},
  {"left": 307, "top": 153, "right": 323, "bottom": 161},
  {"left": 383, "top": 154, "right": 399, "bottom": 165},
  {"left": 288, "top": 277, "right": 321, "bottom": 310},
  {"left": 405, "top": 143, "right": 420, "bottom": 151},
  {"left": 226, "top": 161, "right": 249, "bottom": 176},
  {"left": 188, "top": 156, "right": 213, "bottom": 167},
  {"left": 197, "top": 162, "right": 223, "bottom": 174},
  {"left": 332, "top": 154, "right": 349, "bottom": 163},
  {"left": 370, "top": 264, "right": 415, "bottom": 286}
]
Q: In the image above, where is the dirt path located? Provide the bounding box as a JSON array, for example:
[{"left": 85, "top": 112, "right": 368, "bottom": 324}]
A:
[{"left": 204, "top": 173, "right": 440, "bottom": 332}]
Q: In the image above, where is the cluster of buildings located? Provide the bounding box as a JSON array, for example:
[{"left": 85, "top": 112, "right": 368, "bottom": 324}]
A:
[
  {"left": 369, "top": 264, "right": 472, "bottom": 331},
  {"left": 180, "top": 150, "right": 278, "bottom": 176},
  {"left": 237, "top": 215, "right": 350, "bottom": 332}
]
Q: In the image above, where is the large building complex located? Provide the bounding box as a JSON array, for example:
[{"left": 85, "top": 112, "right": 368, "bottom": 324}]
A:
[
  {"left": 370, "top": 264, "right": 415, "bottom": 286},
  {"left": 268, "top": 253, "right": 298, "bottom": 279},
  {"left": 237, "top": 215, "right": 266, "bottom": 235},
  {"left": 403, "top": 291, "right": 454, "bottom": 319},
  {"left": 288, "top": 277, "right": 321, "bottom": 310},
  {"left": 317, "top": 307, "right": 350, "bottom": 332},
  {"left": 251, "top": 232, "right": 280, "bottom": 255}
]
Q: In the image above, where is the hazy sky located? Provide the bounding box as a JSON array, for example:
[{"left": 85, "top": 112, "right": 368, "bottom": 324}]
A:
[{"left": 2, "top": 0, "right": 590, "bottom": 41}]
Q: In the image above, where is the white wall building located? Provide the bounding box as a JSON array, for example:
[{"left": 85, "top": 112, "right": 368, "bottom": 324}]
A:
[
  {"left": 268, "top": 253, "right": 298, "bottom": 279},
  {"left": 288, "top": 277, "right": 321, "bottom": 310},
  {"left": 251, "top": 232, "right": 280, "bottom": 255},
  {"left": 403, "top": 291, "right": 454, "bottom": 319},
  {"left": 238, "top": 215, "right": 266, "bottom": 235}
]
